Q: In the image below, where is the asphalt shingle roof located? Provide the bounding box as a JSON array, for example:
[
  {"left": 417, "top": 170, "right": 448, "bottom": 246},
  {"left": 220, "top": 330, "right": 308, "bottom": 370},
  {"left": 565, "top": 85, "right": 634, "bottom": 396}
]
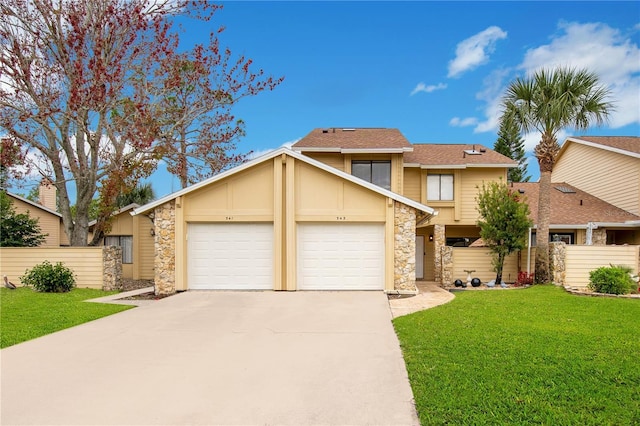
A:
[
  {"left": 566, "top": 136, "right": 640, "bottom": 155},
  {"left": 404, "top": 144, "right": 516, "bottom": 166},
  {"left": 510, "top": 182, "right": 640, "bottom": 225},
  {"left": 293, "top": 128, "right": 412, "bottom": 150}
]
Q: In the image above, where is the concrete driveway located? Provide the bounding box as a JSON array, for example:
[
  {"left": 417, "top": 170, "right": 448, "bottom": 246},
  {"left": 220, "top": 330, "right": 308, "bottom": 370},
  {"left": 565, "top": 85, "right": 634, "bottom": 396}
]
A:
[{"left": 1, "top": 291, "right": 419, "bottom": 425}]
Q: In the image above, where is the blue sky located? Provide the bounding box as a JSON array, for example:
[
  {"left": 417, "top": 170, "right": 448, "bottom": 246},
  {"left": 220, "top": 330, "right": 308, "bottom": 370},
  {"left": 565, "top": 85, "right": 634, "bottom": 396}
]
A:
[
  {"left": 10, "top": 1, "right": 640, "bottom": 200},
  {"left": 144, "top": 0, "right": 640, "bottom": 197}
]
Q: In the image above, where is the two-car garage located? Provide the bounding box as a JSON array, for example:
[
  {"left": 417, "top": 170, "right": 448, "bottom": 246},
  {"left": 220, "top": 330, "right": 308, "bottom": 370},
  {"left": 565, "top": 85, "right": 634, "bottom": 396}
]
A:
[
  {"left": 187, "top": 222, "right": 385, "bottom": 291},
  {"left": 134, "top": 148, "right": 433, "bottom": 294}
]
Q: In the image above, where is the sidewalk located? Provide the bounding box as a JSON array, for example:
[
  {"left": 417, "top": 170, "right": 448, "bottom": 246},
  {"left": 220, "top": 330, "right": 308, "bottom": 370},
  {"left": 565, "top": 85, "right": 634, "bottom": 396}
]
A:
[{"left": 388, "top": 281, "right": 455, "bottom": 318}]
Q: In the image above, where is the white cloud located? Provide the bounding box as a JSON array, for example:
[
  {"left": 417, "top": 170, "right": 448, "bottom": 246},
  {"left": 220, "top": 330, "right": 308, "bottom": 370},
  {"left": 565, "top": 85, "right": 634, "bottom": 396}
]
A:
[
  {"left": 473, "top": 21, "right": 640, "bottom": 135},
  {"left": 450, "top": 117, "right": 479, "bottom": 127},
  {"left": 410, "top": 82, "right": 447, "bottom": 96},
  {"left": 247, "top": 138, "right": 300, "bottom": 160},
  {"left": 448, "top": 26, "right": 507, "bottom": 78}
]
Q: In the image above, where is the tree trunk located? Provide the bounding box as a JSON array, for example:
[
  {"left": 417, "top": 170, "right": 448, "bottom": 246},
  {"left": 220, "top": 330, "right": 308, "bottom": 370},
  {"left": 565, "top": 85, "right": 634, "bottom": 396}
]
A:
[
  {"left": 535, "top": 169, "right": 552, "bottom": 283},
  {"left": 495, "top": 252, "right": 505, "bottom": 285}
]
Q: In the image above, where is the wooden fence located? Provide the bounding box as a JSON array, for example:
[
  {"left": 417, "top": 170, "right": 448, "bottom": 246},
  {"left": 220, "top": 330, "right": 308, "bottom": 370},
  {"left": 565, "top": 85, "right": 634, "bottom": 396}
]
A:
[
  {"left": 563, "top": 245, "right": 639, "bottom": 289},
  {"left": 0, "top": 247, "right": 108, "bottom": 289}
]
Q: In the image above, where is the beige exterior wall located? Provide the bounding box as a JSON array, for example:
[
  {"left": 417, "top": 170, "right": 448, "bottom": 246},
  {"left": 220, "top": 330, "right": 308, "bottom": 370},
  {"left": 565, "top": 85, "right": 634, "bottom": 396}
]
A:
[
  {"left": 406, "top": 168, "right": 507, "bottom": 225},
  {"left": 301, "top": 152, "right": 346, "bottom": 172},
  {"left": 156, "top": 154, "right": 414, "bottom": 293},
  {"left": 10, "top": 197, "right": 62, "bottom": 247},
  {"left": 99, "top": 210, "right": 155, "bottom": 280},
  {"left": 564, "top": 245, "right": 639, "bottom": 289},
  {"left": 553, "top": 143, "right": 640, "bottom": 215},
  {"left": 0, "top": 247, "right": 105, "bottom": 288},
  {"left": 451, "top": 248, "right": 523, "bottom": 285}
]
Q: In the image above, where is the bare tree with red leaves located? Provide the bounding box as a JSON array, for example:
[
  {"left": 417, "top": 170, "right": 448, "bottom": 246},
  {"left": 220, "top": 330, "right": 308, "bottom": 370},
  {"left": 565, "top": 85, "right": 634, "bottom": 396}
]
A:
[{"left": 0, "top": 0, "right": 283, "bottom": 245}]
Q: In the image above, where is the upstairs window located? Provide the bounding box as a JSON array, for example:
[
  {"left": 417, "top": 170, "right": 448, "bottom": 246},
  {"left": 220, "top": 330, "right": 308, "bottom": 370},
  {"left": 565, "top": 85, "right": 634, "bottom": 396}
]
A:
[
  {"left": 105, "top": 236, "right": 133, "bottom": 264},
  {"left": 351, "top": 160, "right": 391, "bottom": 190},
  {"left": 427, "top": 174, "right": 454, "bottom": 201}
]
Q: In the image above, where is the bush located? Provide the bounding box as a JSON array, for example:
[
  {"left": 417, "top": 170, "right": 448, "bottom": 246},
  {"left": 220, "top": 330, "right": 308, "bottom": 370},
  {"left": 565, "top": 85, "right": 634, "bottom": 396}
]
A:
[
  {"left": 21, "top": 261, "right": 76, "bottom": 293},
  {"left": 588, "top": 265, "right": 636, "bottom": 295}
]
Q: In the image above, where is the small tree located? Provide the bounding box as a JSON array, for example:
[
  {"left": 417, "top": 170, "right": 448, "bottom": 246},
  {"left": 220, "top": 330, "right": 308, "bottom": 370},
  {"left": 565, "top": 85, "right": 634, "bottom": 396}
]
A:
[
  {"left": 476, "top": 180, "right": 533, "bottom": 285},
  {"left": 0, "top": 191, "right": 47, "bottom": 247}
]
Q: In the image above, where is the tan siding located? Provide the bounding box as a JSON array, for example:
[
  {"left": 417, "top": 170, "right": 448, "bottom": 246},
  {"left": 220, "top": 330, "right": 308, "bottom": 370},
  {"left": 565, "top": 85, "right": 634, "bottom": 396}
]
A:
[
  {"left": 564, "top": 245, "right": 639, "bottom": 289},
  {"left": 302, "top": 153, "right": 345, "bottom": 171},
  {"left": 459, "top": 169, "right": 505, "bottom": 224},
  {"left": 0, "top": 247, "right": 104, "bottom": 288},
  {"left": 553, "top": 143, "right": 640, "bottom": 215},
  {"left": 137, "top": 217, "right": 155, "bottom": 280},
  {"left": 10, "top": 198, "right": 61, "bottom": 247},
  {"left": 403, "top": 168, "right": 421, "bottom": 202},
  {"left": 451, "top": 248, "right": 523, "bottom": 284}
]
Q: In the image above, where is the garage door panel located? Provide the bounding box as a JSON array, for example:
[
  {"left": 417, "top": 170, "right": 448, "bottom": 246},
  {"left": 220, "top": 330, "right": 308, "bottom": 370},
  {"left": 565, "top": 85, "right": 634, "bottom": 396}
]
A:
[
  {"left": 188, "top": 223, "right": 273, "bottom": 290},
  {"left": 297, "top": 223, "right": 384, "bottom": 290}
]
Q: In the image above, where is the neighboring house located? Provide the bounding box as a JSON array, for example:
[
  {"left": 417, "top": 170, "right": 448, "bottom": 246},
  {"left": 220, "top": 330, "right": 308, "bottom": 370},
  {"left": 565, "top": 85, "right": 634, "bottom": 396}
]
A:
[
  {"left": 5, "top": 183, "right": 69, "bottom": 247},
  {"left": 89, "top": 204, "right": 155, "bottom": 280},
  {"left": 511, "top": 182, "right": 640, "bottom": 246},
  {"left": 132, "top": 147, "right": 437, "bottom": 294},
  {"left": 292, "top": 128, "right": 517, "bottom": 281},
  {"left": 552, "top": 136, "right": 640, "bottom": 216}
]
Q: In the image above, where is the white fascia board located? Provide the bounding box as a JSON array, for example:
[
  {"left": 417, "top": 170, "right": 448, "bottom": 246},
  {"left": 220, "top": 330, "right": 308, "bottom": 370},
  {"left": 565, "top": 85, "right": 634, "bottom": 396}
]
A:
[
  {"left": 133, "top": 147, "right": 438, "bottom": 217},
  {"left": 340, "top": 148, "right": 406, "bottom": 154},
  {"left": 466, "top": 163, "right": 516, "bottom": 168},
  {"left": 403, "top": 163, "right": 421, "bottom": 168},
  {"left": 291, "top": 147, "right": 341, "bottom": 153},
  {"left": 420, "top": 165, "right": 466, "bottom": 169},
  {"left": 567, "top": 137, "right": 640, "bottom": 159}
]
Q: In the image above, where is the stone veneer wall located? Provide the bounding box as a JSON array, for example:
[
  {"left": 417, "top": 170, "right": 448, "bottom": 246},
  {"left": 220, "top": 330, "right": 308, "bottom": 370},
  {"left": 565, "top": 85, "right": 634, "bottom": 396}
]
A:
[
  {"left": 440, "top": 246, "right": 454, "bottom": 286},
  {"left": 592, "top": 228, "right": 607, "bottom": 245},
  {"left": 102, "top": 246, "right": 123, "bottom": 291},
  {"left": 394, "top": 203, "right": 417, "bottom": 292},
  {"left": 549, "top": 241, "right": 566, "bottom": 285},
  {"left": 154, "top": 201, "right": 176, "bottom": 295},
  {"left": 433, "top": 224, "right": 445, "bottom": 283}
]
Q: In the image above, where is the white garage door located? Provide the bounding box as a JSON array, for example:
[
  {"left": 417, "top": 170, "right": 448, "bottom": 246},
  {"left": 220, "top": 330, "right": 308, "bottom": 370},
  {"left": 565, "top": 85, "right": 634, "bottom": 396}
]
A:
[
  {"left": 188, "top": 223, "right": 273, "bottom": 290},
  {"left": 297, "top": 223, "right": 385, "bottom": 290}
]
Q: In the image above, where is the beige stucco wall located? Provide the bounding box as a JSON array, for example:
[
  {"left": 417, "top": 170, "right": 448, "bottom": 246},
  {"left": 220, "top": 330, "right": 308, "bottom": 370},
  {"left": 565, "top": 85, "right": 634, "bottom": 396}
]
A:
[
  {"left": 153, "top": 154, "right": 419, "bottom": 293},
  {"left": 553, "top": 143, "right": 640, "bottom": 215}
]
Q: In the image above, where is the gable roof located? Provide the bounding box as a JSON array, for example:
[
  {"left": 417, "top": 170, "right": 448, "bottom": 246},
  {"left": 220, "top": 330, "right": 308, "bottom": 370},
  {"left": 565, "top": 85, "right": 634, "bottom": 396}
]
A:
[
  {"left": 88, "top": 203, "right": 140, "bottom": 228},
  {"left": 404, "top": 144, "right": 517, "bottom": 168},
  {"left": 510, "top": 182, "right": 640, "bottom": 227},
  {"left": 132, "top": 148, "right": 437, "bottom": 218},
  {"left": 5, "top": 191, "right": 62, "bottom": 218},
  {"left": 292, "top": 128, "right": 414, "bottom": 153},
  {"left": 558, "top": 136, "right": 640, "bottom": 159}
]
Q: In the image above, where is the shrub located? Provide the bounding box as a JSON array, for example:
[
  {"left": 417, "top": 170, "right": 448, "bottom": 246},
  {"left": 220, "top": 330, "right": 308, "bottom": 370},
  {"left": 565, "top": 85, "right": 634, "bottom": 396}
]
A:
[
  {"left": 21, "top": 261, "right": 76, "bottom": 293},
  {"left": 588, "top": 265, "right": 636, "bottom": 295}
]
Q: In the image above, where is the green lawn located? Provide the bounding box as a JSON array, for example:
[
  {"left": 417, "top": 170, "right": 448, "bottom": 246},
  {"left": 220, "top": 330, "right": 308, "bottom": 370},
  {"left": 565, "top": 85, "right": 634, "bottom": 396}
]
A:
[
  {"left": 0, "top": 287, "right": 133, "bottom": 348},
  {"left": 394, "top": 285, "right": 640, "bottom": 425}
]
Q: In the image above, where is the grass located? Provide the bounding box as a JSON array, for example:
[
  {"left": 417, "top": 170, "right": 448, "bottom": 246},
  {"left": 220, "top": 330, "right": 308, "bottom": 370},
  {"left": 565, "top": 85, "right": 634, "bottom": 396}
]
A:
[
  {"left": 393, "top": 285, "right": 640, "bottom": 425},
  {"left": 1, "top": 287, "right": 133, "bottom": 348}
]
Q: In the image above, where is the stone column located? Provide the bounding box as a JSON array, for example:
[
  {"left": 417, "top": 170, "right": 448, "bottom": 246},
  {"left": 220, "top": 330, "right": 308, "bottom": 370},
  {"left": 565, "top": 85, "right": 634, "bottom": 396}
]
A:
[
  {"left": 102, "top": 246, "right": 123, "bottom": 291},
  {"left": 394, "top": 203, "right": 417, "bottom": 292},
  {"left": 592, "top": 228, "right": 607, "bottom": 245},
  {"left": 549, "top": 241, "right": 566, "bottom": 286},
  {"left": 433, "top": 224, "right": 445, "bottom": 283},
  {"left": 154, "top": 201, "right": 176, "bottom": 295},
  {"left": 441, "top": 246, "right": 454, "bottom": 287}
]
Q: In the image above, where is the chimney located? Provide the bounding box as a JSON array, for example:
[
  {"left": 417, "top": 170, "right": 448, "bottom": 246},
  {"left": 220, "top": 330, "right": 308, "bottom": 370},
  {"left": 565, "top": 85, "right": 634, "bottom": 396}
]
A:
[{"left": 39, "top": 178, "right": 57, "bottom": 210}]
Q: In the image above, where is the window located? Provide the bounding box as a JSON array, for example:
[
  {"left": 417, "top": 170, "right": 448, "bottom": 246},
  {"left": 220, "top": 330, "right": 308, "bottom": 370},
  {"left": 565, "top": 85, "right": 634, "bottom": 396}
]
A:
[
  {"left": 530, "top": 232, "right": 574, "bottom": 246},
  {"left": 351, "top": 161, "right": 391, "bottom": 190},
  {"left": 427, "top": 174, "right": 454, "bottom": 201},
  {"left": 105, "top": 236, "right": 133, "bottom": 264}
]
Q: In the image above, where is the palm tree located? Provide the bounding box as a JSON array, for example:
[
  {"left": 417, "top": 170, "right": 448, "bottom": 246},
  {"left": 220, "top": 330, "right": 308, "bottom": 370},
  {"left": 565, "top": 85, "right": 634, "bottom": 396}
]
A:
[
  {"left": 115, "top": 183, "right": 156, "bottom": 208},
  {"left": 501, "top": 67, "right": 613, "bottom": 283}
]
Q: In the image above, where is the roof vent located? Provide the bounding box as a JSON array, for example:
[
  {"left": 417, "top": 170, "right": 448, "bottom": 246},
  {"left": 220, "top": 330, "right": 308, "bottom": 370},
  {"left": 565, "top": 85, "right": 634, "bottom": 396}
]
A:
[
  {"left": 322, "top": 129, "right": 328, "bottom": 133},
  {"left": 554, "top": 185, "right": 576, "bottom": 194}
]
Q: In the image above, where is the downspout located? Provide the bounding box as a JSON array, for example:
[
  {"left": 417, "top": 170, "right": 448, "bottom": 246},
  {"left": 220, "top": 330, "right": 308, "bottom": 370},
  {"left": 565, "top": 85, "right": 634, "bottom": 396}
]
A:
[{"left": 527, "top": 227, "right": 532, "bottom": 274}]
